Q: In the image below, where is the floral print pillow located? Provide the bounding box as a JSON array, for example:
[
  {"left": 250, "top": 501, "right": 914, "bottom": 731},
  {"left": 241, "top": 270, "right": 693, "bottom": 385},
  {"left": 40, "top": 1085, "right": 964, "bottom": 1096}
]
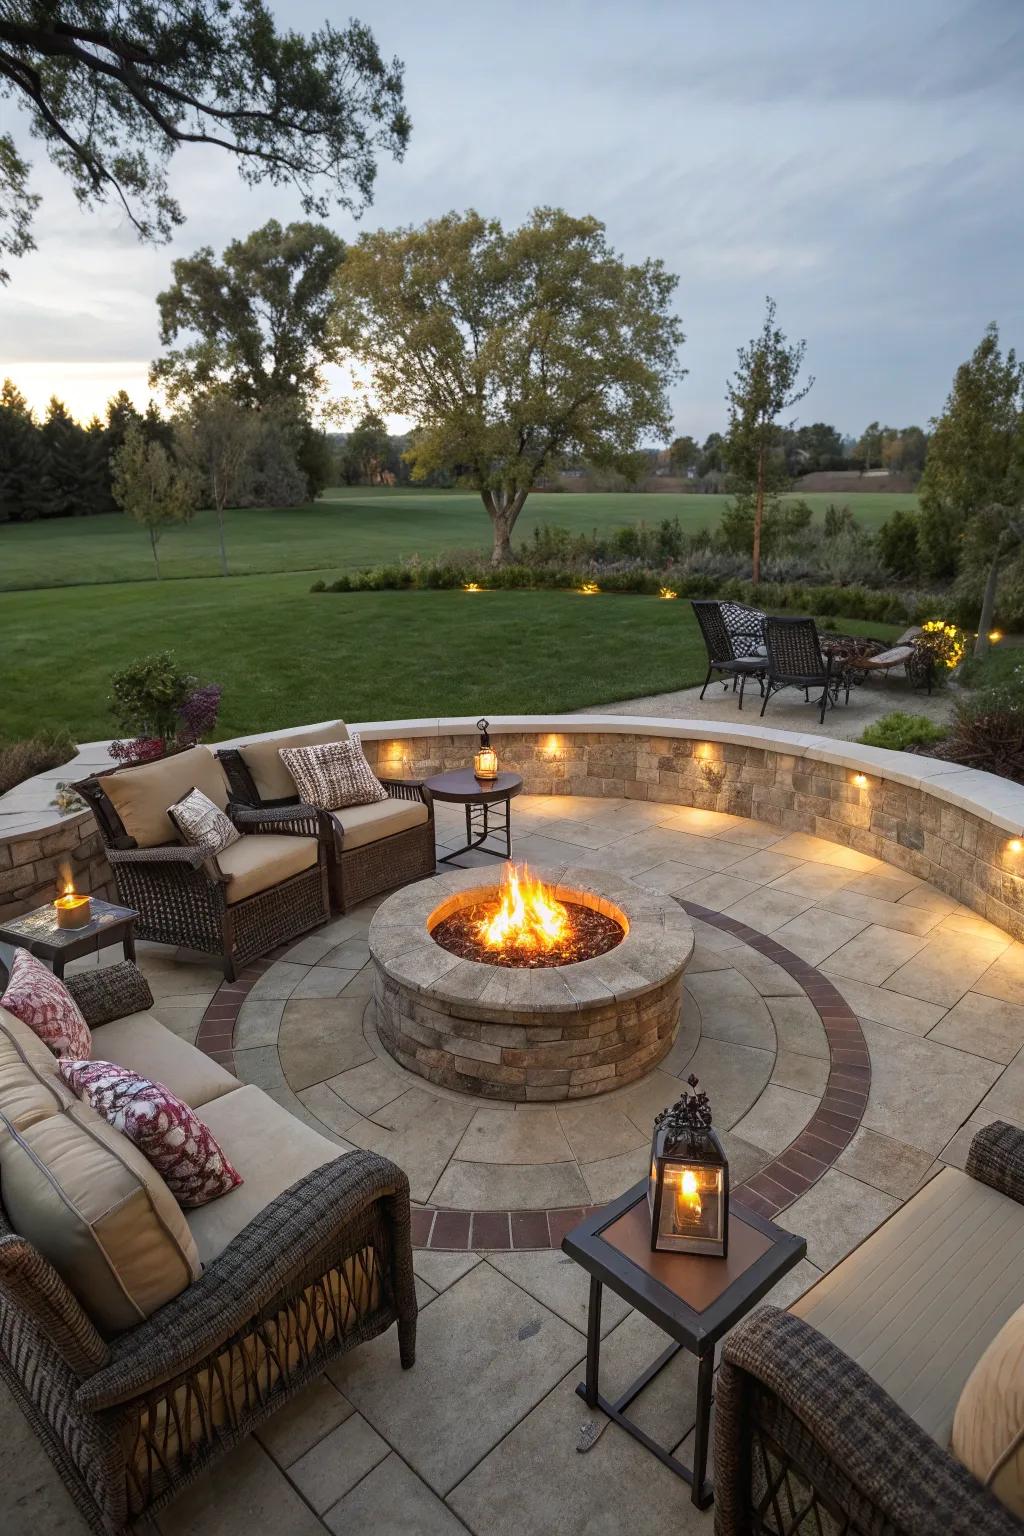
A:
[{"left": 2, "top": 948, "right": 91, "bottom": 1058}]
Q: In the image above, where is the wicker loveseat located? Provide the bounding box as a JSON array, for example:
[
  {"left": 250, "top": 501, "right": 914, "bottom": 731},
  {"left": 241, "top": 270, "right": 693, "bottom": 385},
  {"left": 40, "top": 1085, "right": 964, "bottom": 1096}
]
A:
[
  {"left": 715, "top": 1122, "right": 1024, "bottom": 1534},
  {"left": 0, "top": 961, "right": 416, "bottom": 1535},
  {"left": 76, "top": 745, "right": 331, "bottom": 980},
  {"left": 217, "top": 721, "right": 437, "bottom": 913}
]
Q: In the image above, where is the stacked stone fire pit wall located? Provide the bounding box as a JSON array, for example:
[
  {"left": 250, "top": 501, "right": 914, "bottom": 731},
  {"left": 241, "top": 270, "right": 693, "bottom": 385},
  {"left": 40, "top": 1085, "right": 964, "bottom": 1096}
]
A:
[{"left": 0, "top": 817, "right": 114, "bottom": 926}]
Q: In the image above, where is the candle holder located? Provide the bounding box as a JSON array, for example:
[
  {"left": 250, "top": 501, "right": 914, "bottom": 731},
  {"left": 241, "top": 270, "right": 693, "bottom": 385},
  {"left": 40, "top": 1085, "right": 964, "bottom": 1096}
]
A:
[
  {"left": 54, "top": 891, "right": 92, "bottom": 929},
  {"left": 474, "top": 718, "right": 498, "bottom": 781},
  {"left": 648, "top": 1075, "right": 729, "bottom": 1257}
]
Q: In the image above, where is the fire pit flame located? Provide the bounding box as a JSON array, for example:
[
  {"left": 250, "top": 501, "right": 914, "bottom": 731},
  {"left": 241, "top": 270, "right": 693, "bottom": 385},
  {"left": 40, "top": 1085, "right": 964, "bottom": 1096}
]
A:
[{"left": 479, "top": 863, "right": 567, "bottom": 953}]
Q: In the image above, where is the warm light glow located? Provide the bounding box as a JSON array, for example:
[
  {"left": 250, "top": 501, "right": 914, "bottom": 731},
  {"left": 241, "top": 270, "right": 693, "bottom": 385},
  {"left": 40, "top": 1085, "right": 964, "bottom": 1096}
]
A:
[
  {"left": 1009, "top": 840, "right": 1023, "bottom": 856},
  {"left": 478, "top": 863, "right": 567, "bottom": 953},
  {"left": 54, "top": 880, "right": 91, "bottom": 928},
  {"left": 674, "top": 1166, "right": 703, "bottom": 1226},
  {"left": 464, "top": 583, "right": 483, "bottom": 593},
  {"left": 578, "top": 582, "right": 600, "bottom": 595},
  {"left": 543, "top": 733, "right": 563, "bottom": 759},
  {"left": 659, "top": 587, "right": 678, "bottom": 600},
  {"left": 852, "top": 772, "right": 869, "bottom": 789},
  {"left": 474, "top": 745, "right": 498, "bottom": 780},
  {"left": 989, "top": 630, "right": 1004, "bottom": 644}
]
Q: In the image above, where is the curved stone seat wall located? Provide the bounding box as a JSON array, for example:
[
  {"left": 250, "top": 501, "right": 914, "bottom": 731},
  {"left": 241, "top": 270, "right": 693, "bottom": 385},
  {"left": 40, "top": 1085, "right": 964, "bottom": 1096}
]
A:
[{"left": 3, "top": 715, "right": 1024, "bottom": 944}]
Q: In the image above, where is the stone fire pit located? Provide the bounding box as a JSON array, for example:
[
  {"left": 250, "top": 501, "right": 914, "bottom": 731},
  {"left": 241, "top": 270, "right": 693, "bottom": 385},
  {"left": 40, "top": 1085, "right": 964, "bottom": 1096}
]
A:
[{"left": 368, "top": 865, "right": 694, "bottom": 1101}]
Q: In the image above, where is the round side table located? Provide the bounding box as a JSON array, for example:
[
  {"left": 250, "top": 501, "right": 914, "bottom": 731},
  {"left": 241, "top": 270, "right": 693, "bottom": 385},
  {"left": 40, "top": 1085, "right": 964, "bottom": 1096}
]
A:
[{"left": 424, "top": 769, "right": 523, "bottom": 865}]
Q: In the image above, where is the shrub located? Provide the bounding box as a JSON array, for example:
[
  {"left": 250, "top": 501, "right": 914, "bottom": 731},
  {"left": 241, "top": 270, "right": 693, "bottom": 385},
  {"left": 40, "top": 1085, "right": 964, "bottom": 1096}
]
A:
[
  {"left": 310, "top": 578, "right": 326, "bottom": 592},
  {"left": 878, "top": 510, "right": 920, "bottom": 580},
  {"left": 943, "top": 683, "right": 1024, "bottom": 781},
  {"left": 0, "top": 729, "right": 77, "bottom": 797},
  {"left": 917, "top": 619, "right": 967, "bottom": 672},
  {"left": 109, "top": 651, "right": 222, "bottom": 763},
  {"left": 823, "top": 503, "right": 856, "bottom": 538},
  {"left": 860, "top": 712, "right": 947, "bottom": 752}
]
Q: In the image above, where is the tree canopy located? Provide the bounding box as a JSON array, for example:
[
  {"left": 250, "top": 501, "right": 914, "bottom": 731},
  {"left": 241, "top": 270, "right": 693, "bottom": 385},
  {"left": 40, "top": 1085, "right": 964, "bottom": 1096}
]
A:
[
  {"left": 0, "top": 2, "right": 408, "bottom": 281},
  {"left": 331, "top": 207, "right": 685, "bottom": 561},
  {"left": 152, "top": 219, "right": 346, "bottom": 409}
]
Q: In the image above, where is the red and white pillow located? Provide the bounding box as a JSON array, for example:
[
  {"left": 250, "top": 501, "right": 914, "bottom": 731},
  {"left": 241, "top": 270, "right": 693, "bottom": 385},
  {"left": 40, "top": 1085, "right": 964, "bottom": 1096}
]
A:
[
  {"left": 2, "top": 948, "right": 91, "bottom": 1059},
  {"left": 59, "top": 1059, "right": 243, "bottom": 1208}
]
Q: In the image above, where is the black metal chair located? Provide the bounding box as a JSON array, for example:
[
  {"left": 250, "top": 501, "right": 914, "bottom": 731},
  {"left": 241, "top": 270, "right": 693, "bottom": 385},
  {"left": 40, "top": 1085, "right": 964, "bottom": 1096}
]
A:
[
  {"left": 691, "top": 600, "right": 767, "bottom": 709},
  {"left": 760, "top": 615, "right": 850, "bottom": 725}
]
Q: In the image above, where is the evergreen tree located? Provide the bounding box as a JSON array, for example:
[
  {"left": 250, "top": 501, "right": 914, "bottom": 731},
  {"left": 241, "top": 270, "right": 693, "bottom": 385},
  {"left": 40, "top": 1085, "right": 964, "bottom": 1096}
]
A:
[
  {"left": 0, "top": 378, "right": 41, "bottom": 521},
  {"left": 38, "top": 396, "right": 89, "bottom": 517}
]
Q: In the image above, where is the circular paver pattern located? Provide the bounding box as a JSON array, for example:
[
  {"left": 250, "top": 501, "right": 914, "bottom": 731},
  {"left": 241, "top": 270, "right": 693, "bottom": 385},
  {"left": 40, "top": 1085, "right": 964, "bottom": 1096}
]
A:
[{"left": 368, "top": 865, "right": 694, "bottom": 1101}]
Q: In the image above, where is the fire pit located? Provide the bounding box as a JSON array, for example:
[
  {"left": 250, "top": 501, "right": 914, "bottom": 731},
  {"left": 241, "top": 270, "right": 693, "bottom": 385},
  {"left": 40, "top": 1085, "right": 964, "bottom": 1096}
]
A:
[{"left": 368, "top": 865, "right": 693, "bottom": 1101}]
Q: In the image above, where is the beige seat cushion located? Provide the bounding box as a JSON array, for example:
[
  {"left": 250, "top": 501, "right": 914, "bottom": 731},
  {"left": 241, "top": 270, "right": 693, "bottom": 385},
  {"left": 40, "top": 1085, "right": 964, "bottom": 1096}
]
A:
[
  {"left": 953, "top": 1302, "right": 1024, "bottom": 1516},
  {"left": 330, "top": 796, "right": 429, "bottom": 851},
  {"left": 0, "top": 1005, "right": 76, "bottom": 1129},
  {"left": 0, "top": 1091, "right": 200, "bottom": 1334},
  {"left": 99, "top": 746, "right": 229, "bottom": 848},
  {"left": 214, "top": 833, "right": 319, "bottom": 904},
  {"left": 235, "top": 721, "right": 349, "bottom": 803},
  {"left": 184, "top": 1084, "right": 344, "bottom": 1264},
  {"left": 91, "top": 1013, "right": 238, "bottom": 1108},
  {"left": 792, "top": 1166, "right": 1024, "bottom": 1444}
]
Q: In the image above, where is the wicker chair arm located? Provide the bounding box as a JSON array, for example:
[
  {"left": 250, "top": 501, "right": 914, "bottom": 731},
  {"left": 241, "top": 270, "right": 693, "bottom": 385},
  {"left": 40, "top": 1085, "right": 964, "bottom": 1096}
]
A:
[
  {"left": 966, "top": 1120, "right": 1024, "bottom": 1204},
  {"left": 77, "top": 1150, "right": 412, "bottom": 1410},
  {"left": 64, "top": 962, "right": 154, "bottom": 1026},
  {"left": 715, "top": 1306, "right": 1018, "bottom": 1536},
  {"left": 106, "top": 843, "right": 211, "bottom": 871},
  {"left": 379, "top": 778, "right": 428, "bottom": 803},
  {"left": 230, "top": 802, "right": 322, "bottom": 839}
]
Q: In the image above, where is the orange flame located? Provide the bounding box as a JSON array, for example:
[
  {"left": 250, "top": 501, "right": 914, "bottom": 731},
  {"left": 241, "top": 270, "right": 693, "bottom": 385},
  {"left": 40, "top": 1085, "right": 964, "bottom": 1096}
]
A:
[{"left": 478, "top": 863, "right": 567, "bottom": 952}]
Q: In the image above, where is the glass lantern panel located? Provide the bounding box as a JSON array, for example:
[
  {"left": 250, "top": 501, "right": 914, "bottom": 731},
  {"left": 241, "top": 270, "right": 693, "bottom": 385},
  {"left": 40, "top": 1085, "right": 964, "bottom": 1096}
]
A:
[{"left": 657, "top": 1162, "right": 724, "bottom": 1248}]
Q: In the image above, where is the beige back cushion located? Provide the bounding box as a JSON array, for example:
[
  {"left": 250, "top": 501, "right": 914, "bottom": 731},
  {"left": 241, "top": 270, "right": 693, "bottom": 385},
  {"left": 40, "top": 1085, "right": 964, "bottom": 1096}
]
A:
[
  {"left": 236, "top": 721, "right": 349, "bottom": 802},
  {"left": 953, "top": 1302, "right": 1024, "bottom": 1517},
  {"left": 0, "top": 1059, "right": 201, "bottom": 1332},
  {"left": 99, "top": 746, "right": 229, "bottom": 848}
]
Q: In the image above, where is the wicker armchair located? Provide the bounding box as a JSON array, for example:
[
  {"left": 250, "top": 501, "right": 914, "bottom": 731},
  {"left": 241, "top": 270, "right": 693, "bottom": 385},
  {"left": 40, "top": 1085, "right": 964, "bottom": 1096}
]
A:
[
  {"left": 714, "top": 1122, "right": 1024, "bottom": 1536},
  {"left": 0, "top": 964, "right": 417, "bottom": 1536},
  {"left": 760, "top": 616, "right": 850, "bottom": 725},
  {"left": 218, "top": 747, "right": 437, "bottom": 913},
  {"left": 692, "top": 601, "right": 768, "bottom": 709},
  {"left": 76, "top": 759, "right": 331, "bottom": 980}
]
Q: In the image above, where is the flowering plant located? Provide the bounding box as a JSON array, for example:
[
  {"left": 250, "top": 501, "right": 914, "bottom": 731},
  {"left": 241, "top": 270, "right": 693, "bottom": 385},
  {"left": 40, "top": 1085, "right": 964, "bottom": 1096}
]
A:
[
  {"left": 108, "top": 653, "right": 223, "bottom": 765},
  {"left": 916, "top": 620, "right": 966, "bottom": 672}
]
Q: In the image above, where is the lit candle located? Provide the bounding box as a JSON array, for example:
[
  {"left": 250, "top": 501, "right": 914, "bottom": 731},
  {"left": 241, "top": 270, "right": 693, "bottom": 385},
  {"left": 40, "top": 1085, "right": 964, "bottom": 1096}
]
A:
[
  {"left": 673, "top": 1167, "right": 703, "bottom": 1231},
  {"left": 54, "top": 888, "right": 92, "bottom": 929},
  {"left": 474, "top": 745, "right": 498, "bottom": 780}
]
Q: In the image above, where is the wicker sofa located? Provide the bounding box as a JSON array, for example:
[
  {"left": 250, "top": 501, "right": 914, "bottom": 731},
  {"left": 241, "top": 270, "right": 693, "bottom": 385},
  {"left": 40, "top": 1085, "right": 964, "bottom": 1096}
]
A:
[
  {"left": 76, "top": 745, "right": 331, "bottom": 980},
  {"left": 217, "top": 721, "right": 437, "bottom": 913},
  {"left": 0, "top": 961, "right": 416, "bottom": 1536},
  {"left": 715, "top": 1122, "right": 1024, "bottom": 1534}
]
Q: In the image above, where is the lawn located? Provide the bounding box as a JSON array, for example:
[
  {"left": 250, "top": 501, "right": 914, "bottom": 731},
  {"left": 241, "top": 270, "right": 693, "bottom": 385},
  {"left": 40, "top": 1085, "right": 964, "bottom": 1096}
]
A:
[
  {"left": 0, "top": 487, "right": 919, "bottom": 592},
  {"left": 1, "top": 578, "right": 900, "bottom": 741}
]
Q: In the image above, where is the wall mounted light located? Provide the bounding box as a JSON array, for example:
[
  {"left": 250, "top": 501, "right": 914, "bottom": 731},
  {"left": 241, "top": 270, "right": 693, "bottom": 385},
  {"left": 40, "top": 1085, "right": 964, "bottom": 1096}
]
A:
[
  {"left": 1009, "top": 839, "right": 1023, "bottom": 856},
  {"left": 852, "top": 772, "right": 869, "bottom": 789}
]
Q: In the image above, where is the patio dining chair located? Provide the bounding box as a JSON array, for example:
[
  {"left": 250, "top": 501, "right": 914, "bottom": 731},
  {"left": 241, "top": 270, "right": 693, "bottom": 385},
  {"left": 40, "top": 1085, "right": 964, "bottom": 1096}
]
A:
[
  {"left": 691, "top": 600, "right": 767, "bottom": 710},
  {"left": 760, "top": 615, "right": 850, "bottom": 725}
]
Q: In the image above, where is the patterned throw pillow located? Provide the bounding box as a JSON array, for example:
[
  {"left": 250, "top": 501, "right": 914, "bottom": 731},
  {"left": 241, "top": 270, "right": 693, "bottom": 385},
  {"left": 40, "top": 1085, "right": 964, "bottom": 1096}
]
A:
[
  {"left": 59, "top": 1059, "right": 243, "bottom": 1208},
  {"left": 2, "top": 948, "right": 91, "bottom": 1058},
  {"left": 167, "top": 786, "right": 241, "bottom": 857},
  {"left": 279, "top": 733, "right": 388, "bottom": 811}
]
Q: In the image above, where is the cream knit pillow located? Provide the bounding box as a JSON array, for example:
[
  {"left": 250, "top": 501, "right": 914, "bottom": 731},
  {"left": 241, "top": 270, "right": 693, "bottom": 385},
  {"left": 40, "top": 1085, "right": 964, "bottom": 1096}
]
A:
[
  {"left": 278, "top": 734, "right": 388, "bottom": 811},
  {"left": 952, "top": 1301, "right": 1024, "bottom": 1516}
]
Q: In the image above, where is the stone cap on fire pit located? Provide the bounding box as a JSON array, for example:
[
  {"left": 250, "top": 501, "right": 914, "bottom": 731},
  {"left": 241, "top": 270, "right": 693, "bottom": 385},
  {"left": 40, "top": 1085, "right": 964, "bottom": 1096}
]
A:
[{"left": 368, "top": 865, "right": 694, "bottom": 1017}]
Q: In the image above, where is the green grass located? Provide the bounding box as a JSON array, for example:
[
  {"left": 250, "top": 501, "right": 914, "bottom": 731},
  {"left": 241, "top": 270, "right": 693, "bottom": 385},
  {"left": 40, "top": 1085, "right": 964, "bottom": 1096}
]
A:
[
  {"left": 0, "top": 578, "right": 900, "bottom": 741},
  {"left": 0, "top": 487, "right": 920, "bottom": 593}
]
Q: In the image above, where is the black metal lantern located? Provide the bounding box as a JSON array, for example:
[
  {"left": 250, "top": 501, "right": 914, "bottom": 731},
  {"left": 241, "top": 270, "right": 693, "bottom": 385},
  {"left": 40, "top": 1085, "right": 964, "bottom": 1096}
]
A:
[
  {"left": 648, "top": 1075, "right": 729, "bottom": 1257},
  {"left": 474, "top": 718, "right": 498, "bottom": 781}
]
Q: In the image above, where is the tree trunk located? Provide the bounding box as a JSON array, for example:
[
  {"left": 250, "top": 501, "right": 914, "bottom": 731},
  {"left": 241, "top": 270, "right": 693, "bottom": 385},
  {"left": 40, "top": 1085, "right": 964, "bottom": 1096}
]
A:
[
  {"left": 485, "top": 489, "right": 529, "bottom": 565},
  {"left": 216, "top": 498, "right": 229, "bottom": 577},
  {"left": 974, "top": 550, "right": 1002, "bottom": 660},
  {"left": 752, "top": 447, "right": 765, "bottom": 585},
  {"left": 150, "top": 526, "right": 161, "bottom": 580}
]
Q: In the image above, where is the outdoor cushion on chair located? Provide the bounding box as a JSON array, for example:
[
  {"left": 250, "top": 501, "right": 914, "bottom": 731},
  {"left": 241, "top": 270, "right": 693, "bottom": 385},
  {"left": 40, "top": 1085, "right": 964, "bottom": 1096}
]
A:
[
  {"left": 91, "top": 1013, "right": 238, "bottom": 1109},
  {"left": 330, "top": 797, "right": 430, "bottom": 851},
  {"left": 214, "top": 833, "right": 319, "bottom": 904},
  {"left": 98, "top": 746, "right": 230, "bottom": 848},
  {"left": 235, "top": 720, "right": 350, "bottom": 802}
]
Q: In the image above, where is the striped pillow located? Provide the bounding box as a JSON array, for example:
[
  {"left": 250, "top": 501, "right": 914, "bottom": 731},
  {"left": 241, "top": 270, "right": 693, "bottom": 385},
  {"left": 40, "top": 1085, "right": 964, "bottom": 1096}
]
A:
[{"left": 279, "top": 734, "right": 388, "bottom": 811}]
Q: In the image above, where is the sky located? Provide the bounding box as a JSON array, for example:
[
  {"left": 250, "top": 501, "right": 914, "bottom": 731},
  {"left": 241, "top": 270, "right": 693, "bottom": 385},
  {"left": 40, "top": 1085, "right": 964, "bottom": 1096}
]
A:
[{"left": 0, "top": 0, "right": 1022, "bottom": 439}]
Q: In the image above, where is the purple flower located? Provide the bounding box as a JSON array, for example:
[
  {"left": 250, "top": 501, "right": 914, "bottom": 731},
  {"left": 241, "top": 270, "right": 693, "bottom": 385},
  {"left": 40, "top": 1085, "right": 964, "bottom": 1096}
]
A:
[{"left": 177, "top": 684, "right": 222, "bottom": 745}]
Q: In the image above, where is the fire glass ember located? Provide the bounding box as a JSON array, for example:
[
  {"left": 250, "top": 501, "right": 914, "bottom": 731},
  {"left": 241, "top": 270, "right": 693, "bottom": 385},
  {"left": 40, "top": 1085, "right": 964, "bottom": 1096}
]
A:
[{"left": 431, "top": 863, "right": 624, "bottom": 968}]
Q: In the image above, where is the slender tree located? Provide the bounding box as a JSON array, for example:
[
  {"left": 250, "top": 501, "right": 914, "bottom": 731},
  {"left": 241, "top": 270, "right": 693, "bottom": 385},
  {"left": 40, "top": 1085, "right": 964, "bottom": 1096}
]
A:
[
  {"left": 724, "top": 297, "right": 813, "bottom": 584},
  {"left": 332, "top": 208, "right": 684, "bottom": 563},
  {"left": 180, "top": 392, "right": 257, "bottom": 574},
  {"left": 0, "top": 4, "right": 408, "bottom": 282},
  {"left": 919, "top": 325, "right": 1024, "bottom": 657},
  {"left": 111, "top": 424, "right": 198, "bottom": 578}
]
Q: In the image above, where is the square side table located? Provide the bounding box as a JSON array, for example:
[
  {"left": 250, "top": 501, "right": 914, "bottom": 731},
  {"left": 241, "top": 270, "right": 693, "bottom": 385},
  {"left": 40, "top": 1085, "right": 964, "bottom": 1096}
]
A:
[
  {"left": 562, "top": 1179, "right": 806, "bottom": 1508},
  {"left": 0, "top": 898, "right": 139, "bottom": 980}
]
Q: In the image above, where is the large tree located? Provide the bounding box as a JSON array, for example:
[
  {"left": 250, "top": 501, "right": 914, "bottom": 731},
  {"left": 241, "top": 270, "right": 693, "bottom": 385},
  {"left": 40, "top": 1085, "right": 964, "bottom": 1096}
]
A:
[
  {"left": 920, "top": 325, "right": 1024, "bottom": 656},
  {"left": 0, "top": 377, "right": 40, "bottom": 519},
  {"left": 0, "top": 3, "right": 408, "bottom": 282},
  {"left": 331, "top": 208, "right": 685, "bottom": 563},
  {"left": 152, "top": 219, "right": 346, "bottom": 409},
  {"left": 724, "top": 297, "right": 812, "bottom": 583}
]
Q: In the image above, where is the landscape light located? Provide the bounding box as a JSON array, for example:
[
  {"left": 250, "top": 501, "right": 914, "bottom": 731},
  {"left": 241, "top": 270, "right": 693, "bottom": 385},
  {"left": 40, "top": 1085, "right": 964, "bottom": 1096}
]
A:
[
  {"left": 578, "top": 582, "right": 600, "bottom": 596},
  {"left": 988, "top": 630, "right": 1003, "bottom": 644},
  {"left": 1009, "top": 840, "right": 1023, "bottom": 856},
  {"left": 659, "top": 587, "right": 678, "bottom": 600},
  {"left": 852, "top": 772, "right": 869, "bottom": 789}
]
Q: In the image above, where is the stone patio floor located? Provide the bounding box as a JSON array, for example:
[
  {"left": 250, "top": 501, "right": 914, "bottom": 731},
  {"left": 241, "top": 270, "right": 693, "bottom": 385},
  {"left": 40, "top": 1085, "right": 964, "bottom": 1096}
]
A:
[{"left": 6, "top": 792, "right": 1024, "bottom": 1535}]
